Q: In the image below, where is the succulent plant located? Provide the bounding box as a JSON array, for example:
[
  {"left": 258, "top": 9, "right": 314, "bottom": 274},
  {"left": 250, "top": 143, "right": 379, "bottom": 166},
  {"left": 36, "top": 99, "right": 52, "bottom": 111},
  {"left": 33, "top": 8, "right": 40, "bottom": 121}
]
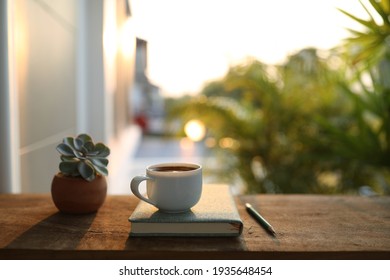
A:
[{"left": 56, "top": 134, "right": 110, "bottom": 182}]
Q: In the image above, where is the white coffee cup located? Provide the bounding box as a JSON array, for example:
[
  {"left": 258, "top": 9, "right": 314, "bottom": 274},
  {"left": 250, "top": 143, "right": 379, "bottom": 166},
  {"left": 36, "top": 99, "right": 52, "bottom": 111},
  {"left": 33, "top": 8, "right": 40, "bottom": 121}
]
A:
[{"left": 130, "top": 162, "right": 202, "bottom": 213}]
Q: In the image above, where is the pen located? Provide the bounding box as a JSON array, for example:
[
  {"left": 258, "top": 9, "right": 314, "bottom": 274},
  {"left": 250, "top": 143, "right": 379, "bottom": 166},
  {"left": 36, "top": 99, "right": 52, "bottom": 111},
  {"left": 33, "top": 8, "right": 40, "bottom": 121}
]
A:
[{"left": 245, "top": 203, "right": 276, "bottom": 236}]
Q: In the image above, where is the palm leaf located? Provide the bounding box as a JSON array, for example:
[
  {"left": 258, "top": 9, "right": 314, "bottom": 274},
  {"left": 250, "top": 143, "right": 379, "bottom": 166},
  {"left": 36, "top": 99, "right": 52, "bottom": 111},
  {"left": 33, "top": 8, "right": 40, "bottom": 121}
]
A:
[
  {"left": 368, "top": 0, "right": 390, "bottom": 25},
  {"left": 337, "top": 8, "right": 378, "bottom": 30}
]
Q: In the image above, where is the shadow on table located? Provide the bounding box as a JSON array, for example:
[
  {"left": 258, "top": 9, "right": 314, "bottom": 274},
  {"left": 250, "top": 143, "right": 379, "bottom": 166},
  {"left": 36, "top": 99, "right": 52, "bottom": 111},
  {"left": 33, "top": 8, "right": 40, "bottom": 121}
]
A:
[{"left": 6, "top": 212, "right": 96, "bottom": 250}]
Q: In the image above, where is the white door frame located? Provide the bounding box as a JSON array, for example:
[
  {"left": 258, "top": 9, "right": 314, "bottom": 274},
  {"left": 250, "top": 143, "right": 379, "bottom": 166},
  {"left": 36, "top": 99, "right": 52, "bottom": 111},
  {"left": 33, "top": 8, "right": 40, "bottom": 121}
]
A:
[{"left": 0, "top": 0, "right": 21, "bottom": 193}]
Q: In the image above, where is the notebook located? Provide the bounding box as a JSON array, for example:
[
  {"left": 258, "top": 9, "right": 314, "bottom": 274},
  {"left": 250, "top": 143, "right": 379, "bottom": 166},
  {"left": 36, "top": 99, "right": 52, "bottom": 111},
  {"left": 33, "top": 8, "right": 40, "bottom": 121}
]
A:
[{"left": 128, "top": 184, "right": 243, "bottom": 237}]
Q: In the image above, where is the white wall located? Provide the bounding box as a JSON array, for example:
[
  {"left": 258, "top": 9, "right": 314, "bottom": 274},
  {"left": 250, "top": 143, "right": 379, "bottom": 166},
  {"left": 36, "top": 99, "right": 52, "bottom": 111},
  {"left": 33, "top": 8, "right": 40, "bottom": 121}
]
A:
[{"left": 13, "top": 0, "right": 78, "bottom": 192}]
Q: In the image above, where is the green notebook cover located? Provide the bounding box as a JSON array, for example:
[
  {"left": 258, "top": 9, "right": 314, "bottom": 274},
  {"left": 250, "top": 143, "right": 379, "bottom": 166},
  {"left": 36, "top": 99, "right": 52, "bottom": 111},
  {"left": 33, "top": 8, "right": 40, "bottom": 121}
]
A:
[{"left": 128, "top": 184, "right": 243, "bottom": 237}]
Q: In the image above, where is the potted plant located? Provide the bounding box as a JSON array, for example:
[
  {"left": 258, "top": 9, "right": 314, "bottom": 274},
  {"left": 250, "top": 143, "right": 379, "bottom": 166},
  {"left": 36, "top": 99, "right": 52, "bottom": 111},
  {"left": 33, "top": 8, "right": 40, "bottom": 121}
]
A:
[{"left": 51, "top": 134, "right": 110, "bottom": 214}]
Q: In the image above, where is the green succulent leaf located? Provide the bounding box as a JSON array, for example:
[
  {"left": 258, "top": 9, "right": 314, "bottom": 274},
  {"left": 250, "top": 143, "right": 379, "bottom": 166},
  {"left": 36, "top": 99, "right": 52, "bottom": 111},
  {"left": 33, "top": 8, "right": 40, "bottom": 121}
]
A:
[
  {"left": 90, "top": 157, "right": 109, "bottom": 168},
  {"left": 78, "top": 161, "right": 95, "bottom": 182},
  {"left": 57, "top": 133, "right": 110, "bottom": 181},
  {"left": 84, "top": 141, "right": 95, "bottom": 152},
  {"left": 59, "top": 161, "right": 79, "bottom": 176},
  {"left": 95, "top": 143, "right": 110, "bottom": 157},
  {"left": 74, "top": 138, "right": 84, "bottom": 151},
  {"left": 77, "top": 134, "right": 92, "bottom": 144},
  {"left": 61, "top": 137, "right": 83, "bottom": 157},
  {"left": 60, "top": 156, "right": 79, "bottom": 162},
  {"left": 80, "top": 146, "right": 89, "bottom": 155},
  {"left": 86, "top": 150, "right": 100, "bottom": 156},
  {"left": 94, "top": 164, "right": 108, "bottom": 177},
  {"left": 62, "top": 137, "right": 76, "bottom": 149},
  {"left": 56, "top": 143, "right": 75, "bottom": 157}
]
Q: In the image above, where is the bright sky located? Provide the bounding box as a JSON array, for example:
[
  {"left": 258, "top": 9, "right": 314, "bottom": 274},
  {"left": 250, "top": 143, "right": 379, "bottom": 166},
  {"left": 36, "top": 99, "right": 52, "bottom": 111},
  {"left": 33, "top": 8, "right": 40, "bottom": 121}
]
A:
[{"left": 130, "top": 0, "right": 366, "bottom": 97}]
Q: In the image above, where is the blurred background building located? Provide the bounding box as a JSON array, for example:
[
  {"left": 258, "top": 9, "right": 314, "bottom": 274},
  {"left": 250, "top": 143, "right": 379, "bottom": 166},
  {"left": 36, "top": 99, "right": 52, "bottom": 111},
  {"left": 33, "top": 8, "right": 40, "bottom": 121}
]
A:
[{"left": 131, "top": 38, "right": 165, "bottom": 135}]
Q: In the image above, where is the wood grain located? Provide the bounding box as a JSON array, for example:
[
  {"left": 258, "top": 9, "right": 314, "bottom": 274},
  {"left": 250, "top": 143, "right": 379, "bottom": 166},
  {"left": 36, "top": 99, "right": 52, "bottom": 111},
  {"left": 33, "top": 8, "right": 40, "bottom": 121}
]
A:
[{"left": 1, "top": 192, "right": 389, "bottom": 259}]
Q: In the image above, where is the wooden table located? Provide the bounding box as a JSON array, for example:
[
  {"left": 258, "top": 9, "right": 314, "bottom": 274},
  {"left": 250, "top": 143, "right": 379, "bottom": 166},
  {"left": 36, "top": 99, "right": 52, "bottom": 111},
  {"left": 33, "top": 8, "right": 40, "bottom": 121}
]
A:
[{"left": 1, "top": 192, "right": 390, "bottom": 259}]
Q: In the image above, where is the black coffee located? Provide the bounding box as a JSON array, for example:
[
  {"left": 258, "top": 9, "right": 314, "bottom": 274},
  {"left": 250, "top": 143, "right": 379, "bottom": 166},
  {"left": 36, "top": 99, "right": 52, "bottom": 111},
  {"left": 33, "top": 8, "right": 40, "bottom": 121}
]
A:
[{"left": 151, "top": 166, "right": 198, "bottom": 172}]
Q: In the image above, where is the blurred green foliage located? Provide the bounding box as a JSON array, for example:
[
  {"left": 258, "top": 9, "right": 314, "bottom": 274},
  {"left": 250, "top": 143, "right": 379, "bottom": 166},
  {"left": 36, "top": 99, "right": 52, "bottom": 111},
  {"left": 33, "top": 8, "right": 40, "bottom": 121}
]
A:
[{"left": 167, "top": 0, "right": 390, "bottom": 194}]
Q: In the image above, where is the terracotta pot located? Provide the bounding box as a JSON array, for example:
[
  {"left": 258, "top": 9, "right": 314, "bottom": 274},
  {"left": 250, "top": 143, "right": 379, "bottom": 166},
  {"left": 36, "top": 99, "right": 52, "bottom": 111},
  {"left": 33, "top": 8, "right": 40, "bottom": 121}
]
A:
[{"left": 51, "top": 173, "right": 107, "bottom": 214}]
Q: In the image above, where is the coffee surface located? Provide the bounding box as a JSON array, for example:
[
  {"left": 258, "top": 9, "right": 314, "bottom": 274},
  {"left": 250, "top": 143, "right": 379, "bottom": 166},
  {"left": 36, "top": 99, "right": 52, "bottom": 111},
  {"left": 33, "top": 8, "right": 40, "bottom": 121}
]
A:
[{"left": 150, "top": 166, "right": 197, "bottom": 172}]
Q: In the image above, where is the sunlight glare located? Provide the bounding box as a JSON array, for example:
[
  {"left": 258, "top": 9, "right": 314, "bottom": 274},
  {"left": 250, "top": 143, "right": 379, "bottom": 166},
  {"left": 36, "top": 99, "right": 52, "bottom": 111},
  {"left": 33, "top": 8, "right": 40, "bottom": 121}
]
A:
[
  {"left": 103, "top": 0, "right": 118, "bottom": 94},
  {"left": 184, "top": 120, "right": 206, "bottom": 142},
  {"left": 119, "top": 18, "right": 136, "bottom": 59}
]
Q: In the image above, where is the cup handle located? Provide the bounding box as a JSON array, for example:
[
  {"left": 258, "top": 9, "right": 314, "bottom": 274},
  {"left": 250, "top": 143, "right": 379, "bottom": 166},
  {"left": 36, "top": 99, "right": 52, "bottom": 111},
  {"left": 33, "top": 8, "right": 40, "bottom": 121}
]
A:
[{"left": 130, "top": 175, "right": 156, "bottom": 206}]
